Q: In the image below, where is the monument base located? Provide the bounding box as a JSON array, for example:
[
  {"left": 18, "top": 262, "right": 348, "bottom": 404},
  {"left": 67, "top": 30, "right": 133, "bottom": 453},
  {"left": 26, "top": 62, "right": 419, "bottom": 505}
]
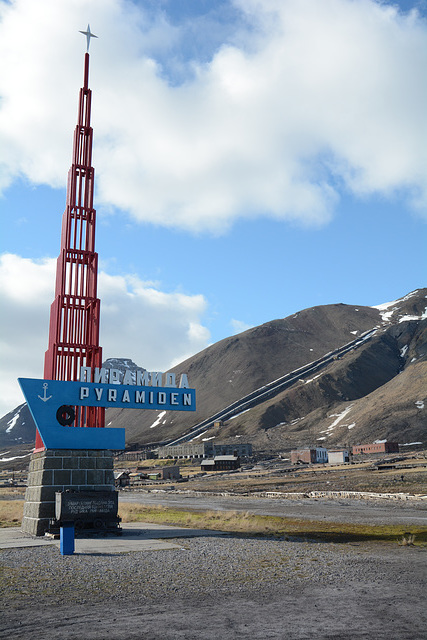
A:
[{"left": 22, "top": 449, "right": 116, "bottom": 536}]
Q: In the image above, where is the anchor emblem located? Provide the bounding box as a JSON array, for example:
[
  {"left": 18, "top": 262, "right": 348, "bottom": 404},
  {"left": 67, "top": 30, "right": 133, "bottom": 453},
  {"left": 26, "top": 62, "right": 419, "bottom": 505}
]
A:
[{"left": 38, "top": 382, "right": 52, "bottom": 403}]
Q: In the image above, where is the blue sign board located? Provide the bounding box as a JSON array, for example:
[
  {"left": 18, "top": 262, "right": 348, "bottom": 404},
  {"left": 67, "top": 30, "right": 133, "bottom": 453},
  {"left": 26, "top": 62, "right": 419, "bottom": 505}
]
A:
[{"left": 18, "top": 377, "right": 196, "bottom": 451}]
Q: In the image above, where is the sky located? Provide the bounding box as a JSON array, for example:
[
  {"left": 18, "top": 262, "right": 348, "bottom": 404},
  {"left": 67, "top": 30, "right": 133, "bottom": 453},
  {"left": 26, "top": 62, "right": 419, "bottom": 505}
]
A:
[{"left": 0, "top": 0, "right": 426, "bottom": 419}]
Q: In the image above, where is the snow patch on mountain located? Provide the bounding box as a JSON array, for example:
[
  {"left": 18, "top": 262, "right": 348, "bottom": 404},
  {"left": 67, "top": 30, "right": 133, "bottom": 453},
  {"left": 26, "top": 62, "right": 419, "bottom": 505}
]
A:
[
  {"left": 0, "top": 452, "right": 32, "bottom": 462},
  {"left": 373, "top": 290, "right": 426, "bottom": 324},
  {"left": 191, "top": 430, "right": 208, "bottom": 440},
  {"left": 319, "top": 405, "right": 354, "bottom": 437},
  {"left": 149, "top": 411, "right": 166, "bottom": 429},
  {"left": 399, "top": 315, "right": 423, "bottom": 323},
  {"left": 6, "top": 411, "right": 21, "bottom": 433},
  {"left": 304, "top": 374, "right": 321, "bottom": 384},
  {"left": 229, "top": 408, "right": 250, "bottom": 420},
  {"left": 327, "top": 405, "right": 353, "bottom": 428},
  {"left": 374, "top": 291, "right": 421, "bottom": 310}
]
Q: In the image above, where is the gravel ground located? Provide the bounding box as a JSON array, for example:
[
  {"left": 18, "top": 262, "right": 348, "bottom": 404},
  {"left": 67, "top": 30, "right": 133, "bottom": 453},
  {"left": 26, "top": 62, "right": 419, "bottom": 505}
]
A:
[{"left": 0, "top": 536, "right": 426, "bottom": 640}]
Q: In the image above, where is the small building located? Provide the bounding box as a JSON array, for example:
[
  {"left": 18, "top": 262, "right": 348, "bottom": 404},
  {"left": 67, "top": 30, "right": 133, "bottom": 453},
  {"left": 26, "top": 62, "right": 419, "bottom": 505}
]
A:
[
  {"left": 129, "top": 472, "right": 144, "bottom": 484},
  {"left": 352, "top": 442, "right": 399, "bottom": 456},
  {"left": 200, "top": 459, "right": 216, "bottom": 472},
  {"left": 291, "top": 447, "right": 328, "bottom": 465},
  {"left": 201, "top": 455, "right": 240, "bottom": 471},
  {"left": 161, "top": 465, "right": 181, "bottom": 481},
  {"left": 114, "top": 471, "right": 130, "bottom": 488},
  {"left": 328, "top": 449, "right": 350, "bottom": 465},
  {"left": 142, "top": 466, "right": 181, "bottom": 481}
]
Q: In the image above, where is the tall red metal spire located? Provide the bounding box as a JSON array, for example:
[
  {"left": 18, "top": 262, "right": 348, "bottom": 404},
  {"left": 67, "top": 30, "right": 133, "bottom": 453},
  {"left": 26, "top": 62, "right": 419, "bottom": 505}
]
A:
[{"left": 36, "top": 49, "right": 103, "bottom": 449}]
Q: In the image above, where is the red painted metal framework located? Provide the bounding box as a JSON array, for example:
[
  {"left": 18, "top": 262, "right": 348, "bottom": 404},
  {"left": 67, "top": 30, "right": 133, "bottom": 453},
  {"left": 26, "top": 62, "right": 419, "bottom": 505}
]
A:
[{"left": 36, "top": 53, "right": 104, "bottom": 449}]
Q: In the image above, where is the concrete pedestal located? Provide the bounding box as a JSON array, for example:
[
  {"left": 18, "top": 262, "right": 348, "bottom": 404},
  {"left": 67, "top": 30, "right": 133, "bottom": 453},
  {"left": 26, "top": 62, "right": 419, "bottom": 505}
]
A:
[{"left": 21, "top": 449, "right": 115, "bottom": 536}]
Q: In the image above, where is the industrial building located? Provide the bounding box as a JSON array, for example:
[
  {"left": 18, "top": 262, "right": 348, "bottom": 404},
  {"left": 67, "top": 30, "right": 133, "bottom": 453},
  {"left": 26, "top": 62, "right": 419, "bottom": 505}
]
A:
[
  {"left": 328, "top": 449, "right": 350, "bottom": 465},
  {"left": 158, "top": 442, "right": 252, "bottom": 459},
  {"left": 201, "top": 456, "right": 240, "bottom": 471},
  {"left": 352, "top": 442, "right": 399, "bottom": 455},
  {"left": 291, "top": 447, "right": 328, "bottom": 465}
]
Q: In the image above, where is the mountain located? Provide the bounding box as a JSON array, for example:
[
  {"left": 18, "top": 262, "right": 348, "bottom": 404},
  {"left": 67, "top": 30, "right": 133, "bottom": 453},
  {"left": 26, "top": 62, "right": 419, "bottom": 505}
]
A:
[
  {"left": 0, "top": 403, "right": 35, "bottom": 448},
  {"left": 107, "top": 288, "right": 426, "bottom": 451},
  {"left": 1, "top": 289, "right": 425, "bottom": 453}
]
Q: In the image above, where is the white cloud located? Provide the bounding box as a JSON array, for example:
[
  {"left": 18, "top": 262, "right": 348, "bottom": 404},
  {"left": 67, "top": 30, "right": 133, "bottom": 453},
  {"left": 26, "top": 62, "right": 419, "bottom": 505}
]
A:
[
  {"left": 0, "top": 0, "right": 426, "bottom": 232},
  {"left": 0, "top": 254, "right": 54, "bottom": 418},
  {"left": 0, "top": 253, "right": 210, "bottom": 417},
  {"left": 230, "top": 318, "right": 253, "bottom": 334}
]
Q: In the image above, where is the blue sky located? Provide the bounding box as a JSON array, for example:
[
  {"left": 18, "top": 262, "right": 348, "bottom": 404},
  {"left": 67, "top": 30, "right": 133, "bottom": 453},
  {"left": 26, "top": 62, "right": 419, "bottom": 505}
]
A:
[{"left": 0, "top": 0, "right": 426, "bottom": 418}]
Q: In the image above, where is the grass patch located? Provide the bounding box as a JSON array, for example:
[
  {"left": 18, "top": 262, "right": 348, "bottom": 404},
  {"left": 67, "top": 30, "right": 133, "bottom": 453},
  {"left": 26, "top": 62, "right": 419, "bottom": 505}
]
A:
[
  {"left": 2, "top": 498, "right": 425, "bottom": 546},
  {"left": 118, "top": 503, "right": 427, "bottom": 545},
  {"left": 0, "top": 500, "right": 23, "bottom": 527}
]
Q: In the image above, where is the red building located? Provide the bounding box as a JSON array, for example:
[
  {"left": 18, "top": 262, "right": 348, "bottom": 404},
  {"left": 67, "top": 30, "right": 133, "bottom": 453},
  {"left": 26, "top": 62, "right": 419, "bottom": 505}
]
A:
[{"left": 352, "top": 442, "right": 399, "bottom": 455}]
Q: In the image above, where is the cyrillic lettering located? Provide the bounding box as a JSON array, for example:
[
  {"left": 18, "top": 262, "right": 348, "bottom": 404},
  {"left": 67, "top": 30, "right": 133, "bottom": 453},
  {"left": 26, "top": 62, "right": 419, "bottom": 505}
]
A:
[
  {"left": 94, "top": 367, "right": 108, "bottom": 383},
  {"left": 123, "top": 370, "right": 134, "bottom": 385},
  {"left": 136, "top": 370, "right": 150, "bottom": 386},
  {"left": 164, "top": 373, "right": 176, "bottom": 387},
  {"left": 80, "top": 367, "right": 92, "bottom": 382},
  {"left": 179, "top": 374, "right": 189, "bottom": 389},
  {"left": 151, "top": 372, "right": 162, "bottom": 387},
  {"left": 109, "top": 369, "right": 121, "bottom": 384}
]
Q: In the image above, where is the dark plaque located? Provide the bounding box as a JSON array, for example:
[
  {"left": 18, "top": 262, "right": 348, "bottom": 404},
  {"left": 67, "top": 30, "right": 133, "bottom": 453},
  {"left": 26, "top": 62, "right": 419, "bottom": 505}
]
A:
[{"left": 55, "top": 491, "right": 120, "bottom": 531}]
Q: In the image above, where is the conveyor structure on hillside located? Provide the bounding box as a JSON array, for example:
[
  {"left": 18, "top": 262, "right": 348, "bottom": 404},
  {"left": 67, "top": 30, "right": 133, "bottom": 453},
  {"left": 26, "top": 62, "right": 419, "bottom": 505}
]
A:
[{"left": 165, "top": 328, "right": 379, "bottom": 447}]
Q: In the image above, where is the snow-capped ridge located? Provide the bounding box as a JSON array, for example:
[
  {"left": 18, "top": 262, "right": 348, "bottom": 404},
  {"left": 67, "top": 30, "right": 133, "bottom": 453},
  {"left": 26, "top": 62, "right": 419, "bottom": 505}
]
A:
[{"left": 372, "top": 289, "right": 426, "bottom": 324}]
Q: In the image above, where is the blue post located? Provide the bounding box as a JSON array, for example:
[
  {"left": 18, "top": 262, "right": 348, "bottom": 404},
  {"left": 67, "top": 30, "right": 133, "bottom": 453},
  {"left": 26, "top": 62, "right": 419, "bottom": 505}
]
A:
[{"left": 60, "top": 522, "right": 75, "bottom": 555}]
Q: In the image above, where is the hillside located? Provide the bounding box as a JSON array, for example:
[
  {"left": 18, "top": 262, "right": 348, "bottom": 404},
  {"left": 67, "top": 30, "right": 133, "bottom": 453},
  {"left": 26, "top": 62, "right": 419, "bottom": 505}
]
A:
[
  {"left": 1, "top": 288, "right": 425, "bottom": 453},
  {"left": 202, "top": 320, "right": 426, "bottom": 452},
  {"left": 107, "top": 288, "right": 426, "bottom": 450}
]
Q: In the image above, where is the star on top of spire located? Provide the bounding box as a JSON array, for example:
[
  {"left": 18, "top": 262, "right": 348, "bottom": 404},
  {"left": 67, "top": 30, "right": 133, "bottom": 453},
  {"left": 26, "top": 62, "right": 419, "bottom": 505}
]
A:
[{"left": 79, "top": 24, "right": 98, "bottom": 52}]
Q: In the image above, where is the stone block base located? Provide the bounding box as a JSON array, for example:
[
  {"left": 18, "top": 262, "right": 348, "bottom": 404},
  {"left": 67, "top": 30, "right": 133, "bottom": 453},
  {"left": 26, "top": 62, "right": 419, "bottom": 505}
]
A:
[{"left": 22, "top": 449, "right": 116, "bottom": 536}]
